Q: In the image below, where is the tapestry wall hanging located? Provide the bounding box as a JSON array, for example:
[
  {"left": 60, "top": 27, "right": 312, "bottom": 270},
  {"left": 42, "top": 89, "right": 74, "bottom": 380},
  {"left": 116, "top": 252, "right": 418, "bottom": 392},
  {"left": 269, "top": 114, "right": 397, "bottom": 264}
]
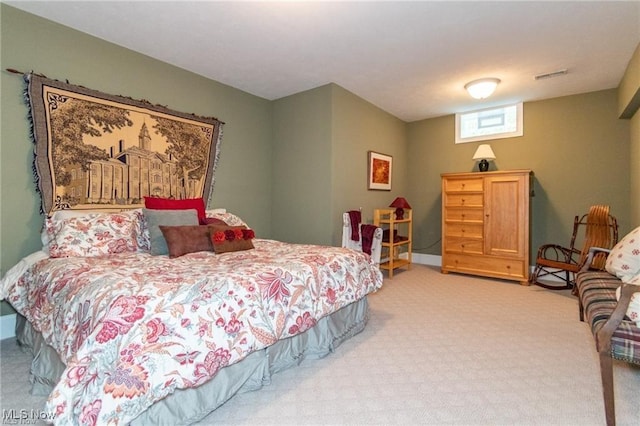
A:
[{"left": 24, "top": 72, "right": 224, "bottom": 216}]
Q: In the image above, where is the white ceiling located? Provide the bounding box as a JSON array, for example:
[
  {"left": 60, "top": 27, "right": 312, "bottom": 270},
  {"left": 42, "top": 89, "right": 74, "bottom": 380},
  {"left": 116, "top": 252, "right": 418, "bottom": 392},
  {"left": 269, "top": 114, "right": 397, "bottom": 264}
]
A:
[{"left": 7, "top": 1, "right": 640, "bottom": 122}]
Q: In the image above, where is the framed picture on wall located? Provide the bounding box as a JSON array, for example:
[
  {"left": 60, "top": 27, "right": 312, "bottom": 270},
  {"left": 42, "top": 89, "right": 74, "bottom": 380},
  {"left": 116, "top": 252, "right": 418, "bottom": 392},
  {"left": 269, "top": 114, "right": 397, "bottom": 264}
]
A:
[{"left": 368, "top": 151, "right": 392, "bottom": 190}]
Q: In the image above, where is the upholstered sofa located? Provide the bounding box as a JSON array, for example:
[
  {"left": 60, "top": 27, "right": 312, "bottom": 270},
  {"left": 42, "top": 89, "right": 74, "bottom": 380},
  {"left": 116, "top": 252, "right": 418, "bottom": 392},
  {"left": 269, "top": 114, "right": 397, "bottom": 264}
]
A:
[{"left": 575, "top": 237, "right": 640, "bottom": 426}]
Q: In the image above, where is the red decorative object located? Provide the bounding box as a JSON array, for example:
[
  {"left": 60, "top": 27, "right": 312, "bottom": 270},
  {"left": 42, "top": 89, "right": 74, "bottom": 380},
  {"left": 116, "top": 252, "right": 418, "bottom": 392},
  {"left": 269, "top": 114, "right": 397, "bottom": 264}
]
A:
[
  {"left": 389, "top": 197, "right": 411, "bottom": 220},
  {"left": 144, "top": 196, "right": 207, "bottom": 224},
  {"left": 212, "top": 231, "right": 226, "bottom": 243},
  {"left": 209, "top": 226, "right": 255, "bottom": 253}
]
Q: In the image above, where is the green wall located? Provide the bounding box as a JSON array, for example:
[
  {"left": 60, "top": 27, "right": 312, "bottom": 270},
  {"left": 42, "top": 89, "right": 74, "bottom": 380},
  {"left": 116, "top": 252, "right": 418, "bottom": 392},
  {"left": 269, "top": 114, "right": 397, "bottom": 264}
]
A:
[
  {"left": 407, "top": 89, "right": 631, "bottom": 259},
  {"left": 619, "top": 43, "right": 640, "bottom": 225},
  {"left": 271, "top": 84, "right": 407, "bottom": 246},
  {"left": 271, "top": 85, "right": 333, "bottom": 244},
  {"left": 619, "top": 43, "right": 640, "bottom": 120},
  {"left": 330, "top": 85, "right": 407, "bottom": 244},
  {"left": 632, "top": 113, "right": 640, "bottom": 225}
]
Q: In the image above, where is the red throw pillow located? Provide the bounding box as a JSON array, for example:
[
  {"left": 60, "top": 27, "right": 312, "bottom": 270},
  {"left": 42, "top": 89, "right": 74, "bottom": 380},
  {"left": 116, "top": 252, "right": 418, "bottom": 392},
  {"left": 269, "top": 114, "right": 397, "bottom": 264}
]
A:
[
  {"left": 144, "top": 197, "right": 206, "bottom": 225},
  {"left": 209, "top": 225, "right": 255, "bottom": 253}
]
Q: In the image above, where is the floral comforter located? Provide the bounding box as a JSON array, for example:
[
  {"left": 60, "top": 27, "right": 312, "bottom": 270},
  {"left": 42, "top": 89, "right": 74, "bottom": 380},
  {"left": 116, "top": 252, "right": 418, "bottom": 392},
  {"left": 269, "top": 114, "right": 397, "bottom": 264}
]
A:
[{"left": 0, "top": 239, "right": 383, "bottom": 425}]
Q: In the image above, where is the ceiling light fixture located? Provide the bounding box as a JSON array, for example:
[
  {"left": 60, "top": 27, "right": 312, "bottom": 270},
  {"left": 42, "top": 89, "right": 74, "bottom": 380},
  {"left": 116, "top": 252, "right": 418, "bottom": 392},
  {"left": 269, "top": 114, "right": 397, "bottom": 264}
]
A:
[{"left": 464, "top": 78, "right": 501, "bottom": 99}]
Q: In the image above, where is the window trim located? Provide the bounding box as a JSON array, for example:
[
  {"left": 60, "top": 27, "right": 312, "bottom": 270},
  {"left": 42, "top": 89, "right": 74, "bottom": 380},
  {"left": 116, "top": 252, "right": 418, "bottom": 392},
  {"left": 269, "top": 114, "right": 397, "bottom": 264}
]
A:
[{"left": 455, "top": 102, "right": 523, "bottom": 144}]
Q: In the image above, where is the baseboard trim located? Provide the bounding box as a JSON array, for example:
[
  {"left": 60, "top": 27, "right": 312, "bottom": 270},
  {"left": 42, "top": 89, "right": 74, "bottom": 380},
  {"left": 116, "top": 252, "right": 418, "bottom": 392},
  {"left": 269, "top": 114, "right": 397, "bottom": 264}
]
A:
[
  {"left": 0, "top": 313, "right": 16, "bottom": 340},
  {"left": 411, "top": 253, "right": 442, "bottom": 267}
]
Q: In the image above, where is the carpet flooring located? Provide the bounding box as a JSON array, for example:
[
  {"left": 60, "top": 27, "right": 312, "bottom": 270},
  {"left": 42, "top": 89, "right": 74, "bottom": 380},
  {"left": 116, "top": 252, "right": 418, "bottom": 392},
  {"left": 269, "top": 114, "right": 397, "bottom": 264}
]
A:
[{"left": 2, "top": 264, "right": 639, "bottom": 425}]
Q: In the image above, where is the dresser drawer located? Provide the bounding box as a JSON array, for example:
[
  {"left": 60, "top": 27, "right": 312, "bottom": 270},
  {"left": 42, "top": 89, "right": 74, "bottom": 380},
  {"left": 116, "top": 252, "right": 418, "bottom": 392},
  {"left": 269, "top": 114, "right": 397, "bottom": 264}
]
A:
[
  {"left": 444, "top": 223, "right": 483, "bottom": 238},
  {"left": 444, "top": 237, "right": 484, "bottom": 254},
  {"left": 444, "top": 178, "right": 483, "bottom": 192},
  {"left": 444, "top": 193, "right": 483, "bottom": 207},
  {"left": 443, "top": 253, "right": 526, "bottom": 279},
  {"left": 444, "top": 208, "right": 484, "bottom": 222}
]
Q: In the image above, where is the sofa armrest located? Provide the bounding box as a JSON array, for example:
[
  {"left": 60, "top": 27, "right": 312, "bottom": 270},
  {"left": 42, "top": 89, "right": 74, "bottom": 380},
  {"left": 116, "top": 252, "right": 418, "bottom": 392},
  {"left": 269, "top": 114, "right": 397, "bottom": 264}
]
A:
[
  {"left": 579, "top": 247, "right": 611, "bottom": 273},
  {"left": 595, "top": 284, "right": 640, "bottom": 354}
]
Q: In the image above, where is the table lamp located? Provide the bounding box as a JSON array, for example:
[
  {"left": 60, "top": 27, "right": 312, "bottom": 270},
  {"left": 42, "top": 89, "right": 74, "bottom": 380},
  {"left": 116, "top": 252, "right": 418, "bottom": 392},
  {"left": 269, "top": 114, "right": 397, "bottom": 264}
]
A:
[
  {"left": 389, "top": 197, "right": 411, "bottom": 220},
  {"left": 472, "top": 144, "right": 496, "bottom": 172}
]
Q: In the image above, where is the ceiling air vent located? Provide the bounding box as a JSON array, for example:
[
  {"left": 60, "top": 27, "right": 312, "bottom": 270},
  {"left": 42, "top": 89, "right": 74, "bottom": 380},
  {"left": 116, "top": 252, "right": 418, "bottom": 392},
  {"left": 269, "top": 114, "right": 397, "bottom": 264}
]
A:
[{"left": 534, "top": 69, "right": 568, "bottom": 80}]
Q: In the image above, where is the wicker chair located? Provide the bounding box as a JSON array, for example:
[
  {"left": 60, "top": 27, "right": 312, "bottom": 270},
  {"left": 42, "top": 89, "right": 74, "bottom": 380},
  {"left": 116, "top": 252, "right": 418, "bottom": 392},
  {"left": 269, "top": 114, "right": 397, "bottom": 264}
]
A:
[{"left": 529, "top": 205, "right": 618, "bottom": 290}]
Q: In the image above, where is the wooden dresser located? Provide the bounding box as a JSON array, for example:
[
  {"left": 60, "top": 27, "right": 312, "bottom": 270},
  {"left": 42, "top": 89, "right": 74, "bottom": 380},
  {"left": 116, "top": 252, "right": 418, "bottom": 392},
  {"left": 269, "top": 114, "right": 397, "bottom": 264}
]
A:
[{"left": 441, "top": 170, "right": 532, "bottom": 284}]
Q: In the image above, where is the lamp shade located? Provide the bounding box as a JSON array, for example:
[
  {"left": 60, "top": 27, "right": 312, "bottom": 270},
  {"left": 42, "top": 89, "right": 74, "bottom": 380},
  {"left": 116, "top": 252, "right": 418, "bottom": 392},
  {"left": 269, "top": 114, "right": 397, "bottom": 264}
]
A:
[
  {"left": 389, "top": 197, "right": 411, "bottom": 209},
  {"left": 464, "top": 78, "right": 500, "bottom": 99},
  {"left": 389, "top": 197, "right": 411, "bottom": 220},
  {"left": 472, "top": 144, "right": 496, "bottom": 172},
  {"left": 472, "top": 144, "right": 496, "bottom": 160}
]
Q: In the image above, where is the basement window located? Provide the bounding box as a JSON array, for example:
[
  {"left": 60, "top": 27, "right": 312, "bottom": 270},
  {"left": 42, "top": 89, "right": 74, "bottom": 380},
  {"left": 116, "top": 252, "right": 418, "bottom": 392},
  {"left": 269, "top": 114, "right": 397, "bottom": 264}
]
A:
[{"left": 455, "top": 102, "right": 523, "bottom": 144}]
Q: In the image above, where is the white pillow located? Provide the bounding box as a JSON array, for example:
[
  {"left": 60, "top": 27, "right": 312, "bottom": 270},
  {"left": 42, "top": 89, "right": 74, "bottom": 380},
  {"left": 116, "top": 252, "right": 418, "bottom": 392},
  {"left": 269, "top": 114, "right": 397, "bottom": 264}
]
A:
[
  {"left": 206, "top": 208, "right": 227, "bottom": 216},
  {"left": 206, "top": 211, "right": 249, "bottom": 228},
  {"left": 605, "top": 226, "right": 640, "bottom": 282},
  {"left": 42, "top": 209, "right": 149, "bottom": 254},
  {"left": 45, "top": 210, "right": 146, "bottom": 258},
  {"left": 41, "top": 209, "right": 99, "bottom": 251},
  {"left": 615, "top": 279, "right": 640, "bottom": 327}
]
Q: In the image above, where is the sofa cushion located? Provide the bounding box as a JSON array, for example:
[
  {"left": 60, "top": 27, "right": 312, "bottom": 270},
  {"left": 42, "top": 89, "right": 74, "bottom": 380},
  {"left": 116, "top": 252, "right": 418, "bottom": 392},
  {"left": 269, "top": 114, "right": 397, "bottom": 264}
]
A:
[{"left": 576, "top": 271, "right": 640, "bottom": 364}]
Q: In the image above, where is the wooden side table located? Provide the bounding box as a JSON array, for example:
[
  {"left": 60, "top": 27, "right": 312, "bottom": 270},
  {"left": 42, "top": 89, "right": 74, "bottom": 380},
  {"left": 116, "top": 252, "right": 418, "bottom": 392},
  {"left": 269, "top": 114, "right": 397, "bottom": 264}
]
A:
[{"left": 374, "top": 208, "right": 412, "bottom": 278}]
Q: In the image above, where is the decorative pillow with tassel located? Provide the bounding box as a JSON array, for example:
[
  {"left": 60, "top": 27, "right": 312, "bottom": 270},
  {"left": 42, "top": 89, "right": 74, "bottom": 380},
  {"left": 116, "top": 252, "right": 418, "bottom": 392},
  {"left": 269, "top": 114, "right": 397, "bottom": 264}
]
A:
[{"left": 209, "top": 225, "right": 255, "bottom": 253}]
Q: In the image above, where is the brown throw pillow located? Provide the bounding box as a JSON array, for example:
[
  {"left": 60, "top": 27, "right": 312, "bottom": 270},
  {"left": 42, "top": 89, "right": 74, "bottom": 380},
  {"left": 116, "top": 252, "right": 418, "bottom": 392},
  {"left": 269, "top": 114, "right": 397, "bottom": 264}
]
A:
[
  {"left": 159, "top": 225, "right": 214, "bottom": 258},
  {"left": 209, "top": 225, "right": 255, "bottom": 253}
]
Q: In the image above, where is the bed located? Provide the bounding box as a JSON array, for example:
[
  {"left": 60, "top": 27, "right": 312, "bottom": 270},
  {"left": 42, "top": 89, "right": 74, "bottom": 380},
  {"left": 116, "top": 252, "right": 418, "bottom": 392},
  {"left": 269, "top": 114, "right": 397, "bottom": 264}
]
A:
[{"left": 0, "top": 208, "right": 383, "bottom": 425}]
